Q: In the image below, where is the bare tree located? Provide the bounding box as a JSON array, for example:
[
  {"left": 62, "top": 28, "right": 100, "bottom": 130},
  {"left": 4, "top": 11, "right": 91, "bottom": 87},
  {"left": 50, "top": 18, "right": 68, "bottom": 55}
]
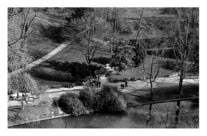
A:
[
  {"left": 77, "top": 9, "right": 112, "bottom": 76},
  {"left": 8, "top": 8, "right": 36, "bottom": 47},
  {"left": 143, "top": 50, "right": 162, "bottom": 119},
  {"left": 8, "top": 8, "right": 39, "bottom": 96},
  {"left": 8, "top": 21, "right": 108, "bottom": 77},
  {"left": 155, "top": 8, "right": 199, "bottom": 125},
  {"left": 83, "top": 14, "right": 97, "bottom": 68},
  {"left": 9, "top": 26, "right": 91, "bottom": 77},
  {"left": 106, "top": 8, "right": 122, "bottom": 54},
  {"left": 8, "top": 8, "right": 37, "bottom": 73},
  {"left": 132, "top": 9, "right": 146, "bottom": 66},
  {"left": 170, "top": 8, "right": 199, "bottom": 124}
]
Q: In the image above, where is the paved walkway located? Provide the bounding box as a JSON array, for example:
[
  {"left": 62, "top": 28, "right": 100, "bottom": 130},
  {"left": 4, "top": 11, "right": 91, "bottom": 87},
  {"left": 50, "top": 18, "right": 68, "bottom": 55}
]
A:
[
  {"left": 45, "top": 86, "right": 84, "bottom": 93},
  {"left": 120, "top": 76, "right": 199, "bottom": 93},
  {"left": 155, "top": 76, "right": 199, "bottom": 85}
]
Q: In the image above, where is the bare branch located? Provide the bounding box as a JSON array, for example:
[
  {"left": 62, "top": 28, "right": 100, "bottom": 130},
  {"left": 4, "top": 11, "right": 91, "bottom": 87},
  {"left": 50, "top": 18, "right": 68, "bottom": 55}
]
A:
[
  {"left": 8, "top": 9, "right": 36, "bottom": 47},
  {"left": 152, "top": 61, "right": 161, "bottom": 82},
  {"left": 8, "top": 37, "right": 22, "bottom": 47},
  {"left": 135, "top": 9, "right": 144, "bottom": 46},
  {"left": 9, "top": 27, "right": 90, "bottom": 77}
]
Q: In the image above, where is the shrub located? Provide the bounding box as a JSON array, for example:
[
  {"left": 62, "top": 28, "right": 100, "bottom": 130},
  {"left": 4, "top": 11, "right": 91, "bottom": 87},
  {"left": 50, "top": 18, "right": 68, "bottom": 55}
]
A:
[
  {"left": 8, "top": 73, "right": 39, "bottom": 94},
  {"left": 160, "top": 60, "right": 177, "bottom": 71},
  {"left": 108, "top": 76, "right": 127, "bottom": 83},
  {"left": 110, "top": 57, "right": 127, "bottom": 72},
  {"left": 57, "top": 86, "right": 127, "bottom": 116},
  {"left": 130, "top": 77, "right": 136, "bottom": 81},
  {"left": 58, "top": 93, "right": 87, "bottom": 116},
  {"left": 52, "top": 97, "right": 59, "bottom": 107},
  {"left": 79, "top": 88, "right": 95, "bottom": 109},
  {"left": 162, "top": 49, "right": 177, "bottom": 59},
  {"left": 46, "top": 61, "right": 101, "bottom": 79},
  {"left": 92, "top": 57, "right": 111, "bottom": 65},
  {"left": 93, "top": 85, "right": 127, "bottom": 113},
  {"left": 74, "top": 80, "right": 83, "bottom": 86},
  {"left": 30, "top": 66, "right": 74, "bottom": 82},
  {"left": 39, "top": 24, "right": 66, "bottom": 43}
]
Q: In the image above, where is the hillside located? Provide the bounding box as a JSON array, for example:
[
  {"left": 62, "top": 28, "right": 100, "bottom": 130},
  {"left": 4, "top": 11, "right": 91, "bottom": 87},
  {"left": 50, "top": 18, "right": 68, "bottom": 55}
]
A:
[
  {"left": 26, "top": 8, "right": 174, "bottom": 63},
  {"left": 15, "top": 8, "right": 179, "bottom": 85},
  {"left": 8, "top": 8, "right": 184, "bottom": 85}
]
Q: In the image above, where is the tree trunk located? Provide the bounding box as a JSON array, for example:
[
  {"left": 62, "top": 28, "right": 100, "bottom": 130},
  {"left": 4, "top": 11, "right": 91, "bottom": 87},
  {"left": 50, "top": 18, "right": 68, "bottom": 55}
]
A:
[
  {"left": 177, "top": 68, "right": 184, "bottom": 95},
  {"left": 175, "top": 100, "right": 180, "bottom": 123},
  {"left": 150, "top": 82, "right": 153, "bottom": 100},
  {"left": 87, "top": 60, "right": 92, "bottom": 78},
  {"left": 175, "top": 66, "right": 184, "bottom": 125},
  {"left": 146, "top": 82, "right": 153, "bottom": 126},
  {"left": 149, "top": 81, "right": 153, "bottom": 116}
]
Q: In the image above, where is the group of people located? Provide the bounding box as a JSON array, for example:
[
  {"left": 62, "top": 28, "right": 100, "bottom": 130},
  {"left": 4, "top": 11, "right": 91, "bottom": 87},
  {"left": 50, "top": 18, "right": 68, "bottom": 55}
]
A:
[{"left": 82, "top": 78, "right": 101, "bottom": 88}]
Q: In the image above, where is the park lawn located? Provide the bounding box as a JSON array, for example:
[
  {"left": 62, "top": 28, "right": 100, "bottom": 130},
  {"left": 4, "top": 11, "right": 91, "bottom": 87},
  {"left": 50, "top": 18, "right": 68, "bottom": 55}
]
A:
[
  {"left": 8, "top": 94, "right": 57, "bottom": 126},
  {"left": 126, "top": 84, "right": 199, "bottom": 107},
  {"left": 110, "top": 56, "right": 175, "bottom": 81}
]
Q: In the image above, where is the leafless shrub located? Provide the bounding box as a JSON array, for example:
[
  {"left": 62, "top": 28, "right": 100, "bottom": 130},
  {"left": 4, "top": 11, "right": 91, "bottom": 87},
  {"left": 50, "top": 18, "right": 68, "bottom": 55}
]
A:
[{"left": 8, "top": 73, "right": 39, "bottom": 95}]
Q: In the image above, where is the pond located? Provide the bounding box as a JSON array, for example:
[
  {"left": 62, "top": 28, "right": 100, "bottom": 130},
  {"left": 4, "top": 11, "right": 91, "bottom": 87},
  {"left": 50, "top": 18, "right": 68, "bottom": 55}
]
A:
[{"left": 10, "top": 100, "right": 198, "bottom": 128}]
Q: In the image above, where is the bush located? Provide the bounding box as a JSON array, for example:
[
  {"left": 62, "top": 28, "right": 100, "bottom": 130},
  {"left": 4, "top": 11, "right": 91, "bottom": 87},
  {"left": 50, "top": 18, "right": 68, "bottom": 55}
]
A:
[
  {"left": 160, "top": 60, "right": 177, "bottom": 71},
  {"left": 57, "top": 86, "right": 127, "bottom": 116},
  {"left": 108, "top": 76, "right": 126, "bottom": 83},
  {"left": 130, "top": 77, "right": 136, "bottom": 81},
  {"left": 58, "top": 93, "right": 87, "bottom": 116},
  {"left": 47, "top": 61, "right": 101, "bottom": 79},
  {"left": 30, "top": 66, "right": 74, "bottom": 82},
  {"left": 52, "top": 97, "right": 59, "bottom": 107},
  {"left": 92, "top": 57, "right": 111, "bottom": 65},
  {"left": 39, "top": 24, "right": 66, "bottom": 43},
  {"left": 110, "top": 57, "right": 127, "bottom": 72},
  {"left": 79, "top": 88, "right": 95, "bottom": 109},
  {"left": 8, "top": 73, "right": 39, "bottom": 94},
  {"left": 93, "top": 85, "right": 127, "bottom": 113},
  {"left": 74, "top": 80, "right": 83, "bottom": 86},
  {"left": 162, "top": 49, "right": 177, "bottom": 59}
]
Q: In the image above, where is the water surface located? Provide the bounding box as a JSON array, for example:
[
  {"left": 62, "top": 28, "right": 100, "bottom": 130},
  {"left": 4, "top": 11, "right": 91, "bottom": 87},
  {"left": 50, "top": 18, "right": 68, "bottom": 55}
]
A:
[{"left": 10, "top": 101, "right": 198, "bottom": 128}]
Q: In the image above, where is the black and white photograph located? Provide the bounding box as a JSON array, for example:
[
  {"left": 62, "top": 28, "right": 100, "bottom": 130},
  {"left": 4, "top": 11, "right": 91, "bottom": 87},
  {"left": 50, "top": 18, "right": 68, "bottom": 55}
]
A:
[{"left": 7, "top": 7, "right": 199, "bottom": 129}]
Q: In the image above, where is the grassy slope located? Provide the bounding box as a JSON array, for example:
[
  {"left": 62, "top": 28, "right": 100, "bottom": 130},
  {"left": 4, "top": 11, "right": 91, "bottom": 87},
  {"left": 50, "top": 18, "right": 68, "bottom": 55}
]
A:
[
  {"left": 26, "top": 8, "right": 176, "bottom": 85},
  {"left": 27, "top": 8, "right": 167, "bottom": 63},
  {"left": 126, "top": 84, "right": 199, "bottom": 106},
  {"left": 110, "top": 56, "right": 174, "bottom": 81}
]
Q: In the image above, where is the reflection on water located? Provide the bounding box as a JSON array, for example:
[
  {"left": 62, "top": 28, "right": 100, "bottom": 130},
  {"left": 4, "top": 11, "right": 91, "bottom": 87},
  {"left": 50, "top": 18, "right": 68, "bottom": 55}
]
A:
[
  {"left": 12, "top": 112, "right": 146, "bottom": 128},
  {"left": 10, "top": 101, "right": 198, "bottom": 128}
]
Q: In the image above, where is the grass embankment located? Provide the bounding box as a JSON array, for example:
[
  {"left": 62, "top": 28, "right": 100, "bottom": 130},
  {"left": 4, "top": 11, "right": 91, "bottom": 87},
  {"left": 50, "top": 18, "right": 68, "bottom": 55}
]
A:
[
  {"left": 10, "top": 100, "right": 198, "bottom": 128},
  {"left": 126, "top": 100, "right": 199, "bottom": 128},
  {"left": 8, "top": 95, "right": 57, "bottom": 126},
  {"left": 126, "top": 84, "right": 199, "bottom": 106}
]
